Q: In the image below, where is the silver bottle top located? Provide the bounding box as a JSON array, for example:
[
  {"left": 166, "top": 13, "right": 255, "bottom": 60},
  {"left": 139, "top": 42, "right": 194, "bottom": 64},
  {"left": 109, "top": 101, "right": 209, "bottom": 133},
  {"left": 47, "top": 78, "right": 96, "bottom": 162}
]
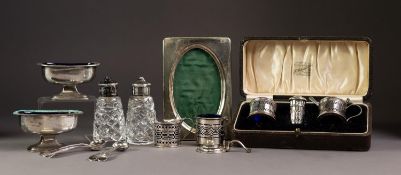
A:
[
  {"left": 289, "top": 96, "right": 307, "bottom": 104},
  {"left": 132, "top": 77, "right": 151, "bottom": 96},
  {"left": 99, "top": 76, "right": 118, "bottom": 97}
]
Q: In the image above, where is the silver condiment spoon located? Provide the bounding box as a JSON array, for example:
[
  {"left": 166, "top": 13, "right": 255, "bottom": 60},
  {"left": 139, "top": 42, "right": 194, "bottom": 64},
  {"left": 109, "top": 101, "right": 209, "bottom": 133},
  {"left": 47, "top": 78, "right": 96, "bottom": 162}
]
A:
[
  {"left": 40, "top": 140, "right": 106, "bottom": 158},
  {"left": 88, "top": 141, "right": 129, "bottom": 162}
]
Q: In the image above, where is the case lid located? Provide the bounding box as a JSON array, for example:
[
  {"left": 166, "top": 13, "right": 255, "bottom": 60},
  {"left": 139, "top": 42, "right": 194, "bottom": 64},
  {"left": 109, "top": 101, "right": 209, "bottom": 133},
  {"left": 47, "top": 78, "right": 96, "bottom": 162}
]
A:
[{"left": 242, "top": 37, "right": 370, "bottom": 101}]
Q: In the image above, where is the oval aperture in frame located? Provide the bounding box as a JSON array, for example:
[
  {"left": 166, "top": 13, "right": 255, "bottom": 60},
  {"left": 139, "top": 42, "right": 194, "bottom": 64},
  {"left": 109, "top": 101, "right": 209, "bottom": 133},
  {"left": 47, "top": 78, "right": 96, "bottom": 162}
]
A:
[{"left": 172, "top": 48, "right": 222, "bottom": 129}]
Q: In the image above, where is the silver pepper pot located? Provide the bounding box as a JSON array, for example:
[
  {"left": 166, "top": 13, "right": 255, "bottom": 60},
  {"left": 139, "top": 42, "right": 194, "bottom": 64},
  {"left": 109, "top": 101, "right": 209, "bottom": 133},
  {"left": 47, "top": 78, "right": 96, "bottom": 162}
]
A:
[{"left": 289, "top": 96, "right": 307, "bottom": 125}]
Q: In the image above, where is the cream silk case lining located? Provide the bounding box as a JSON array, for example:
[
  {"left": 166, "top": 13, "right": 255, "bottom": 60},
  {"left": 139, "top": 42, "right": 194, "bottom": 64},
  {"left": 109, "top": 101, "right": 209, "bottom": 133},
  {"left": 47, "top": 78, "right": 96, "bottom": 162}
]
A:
[{"left": 243, "top": 40, "right": 369, "bottom": 98}]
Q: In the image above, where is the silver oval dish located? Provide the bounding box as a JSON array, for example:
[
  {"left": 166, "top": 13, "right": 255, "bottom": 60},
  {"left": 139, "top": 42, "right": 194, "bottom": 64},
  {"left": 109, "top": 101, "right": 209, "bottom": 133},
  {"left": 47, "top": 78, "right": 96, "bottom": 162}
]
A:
[
  {"left": 39, "top": 62, "right": 100, "bottom": 68},
  {"left": 38, "top": 62, "right": 100, "bottom": 100},
  {"left": 13, "top": 110, "right": 83, "bottom": 152}
]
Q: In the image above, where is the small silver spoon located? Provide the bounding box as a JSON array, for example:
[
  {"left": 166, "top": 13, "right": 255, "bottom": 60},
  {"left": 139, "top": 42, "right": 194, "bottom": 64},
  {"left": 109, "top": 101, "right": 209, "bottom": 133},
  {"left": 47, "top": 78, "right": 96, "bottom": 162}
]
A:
[
  {"left": 88, "top": 141, "right": 129, "bottom": 162},
  {"left": 40, "top": 140, "right": 106, "bottom": 158}
]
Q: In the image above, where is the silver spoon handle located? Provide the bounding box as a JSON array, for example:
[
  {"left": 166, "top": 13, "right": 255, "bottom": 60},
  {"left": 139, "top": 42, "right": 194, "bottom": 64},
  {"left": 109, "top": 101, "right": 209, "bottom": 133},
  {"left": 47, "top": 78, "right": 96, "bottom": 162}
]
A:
[
  {"left": 225, "top": 140, "right": 251, "bottom": 153},
  {"left": 308, "top": 97, "right": 320, "bottom": 106},
  {"left": 40, "top": 143, "right": 90, "bottom": 158},
  {"left": 103, "top": 146, "right": 118, "bottom": 157}
]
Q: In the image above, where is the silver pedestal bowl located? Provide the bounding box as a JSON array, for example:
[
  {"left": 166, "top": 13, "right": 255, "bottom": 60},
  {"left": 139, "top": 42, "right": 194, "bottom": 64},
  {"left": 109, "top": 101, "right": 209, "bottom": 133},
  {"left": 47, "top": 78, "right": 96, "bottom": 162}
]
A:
[
  {"left": 38, "top": 62, "right": 100, "bottom": 100},
  {"left": 13, "top": 110, "right": 82, "bottom": 152}
]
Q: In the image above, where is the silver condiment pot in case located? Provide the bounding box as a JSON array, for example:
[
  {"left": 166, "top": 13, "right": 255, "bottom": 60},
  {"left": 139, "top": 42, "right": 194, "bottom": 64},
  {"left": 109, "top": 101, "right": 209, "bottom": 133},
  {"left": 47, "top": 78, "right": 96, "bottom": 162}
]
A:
[
  {"left": 309, "top": 97, "right": 363, "bottom": 123},
  {"left": 248, "top": 97, "right": 276, "bottom": 120},
  {"left": 289, "top": 96, "right": 307, "bottom": 125}
]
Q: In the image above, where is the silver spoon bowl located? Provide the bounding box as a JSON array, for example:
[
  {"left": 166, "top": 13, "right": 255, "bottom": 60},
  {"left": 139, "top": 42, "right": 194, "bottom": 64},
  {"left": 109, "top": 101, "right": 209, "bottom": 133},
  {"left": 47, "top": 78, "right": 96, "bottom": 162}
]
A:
[{"left": 88, "top": 141, "right": 129, "bottom": 162}]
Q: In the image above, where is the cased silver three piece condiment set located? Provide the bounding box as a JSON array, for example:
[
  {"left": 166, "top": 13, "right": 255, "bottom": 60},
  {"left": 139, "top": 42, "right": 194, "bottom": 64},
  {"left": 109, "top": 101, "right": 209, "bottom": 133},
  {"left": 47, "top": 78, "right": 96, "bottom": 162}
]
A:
[{"left": 13, "top": 37, "right": 372, "bottom": 162}]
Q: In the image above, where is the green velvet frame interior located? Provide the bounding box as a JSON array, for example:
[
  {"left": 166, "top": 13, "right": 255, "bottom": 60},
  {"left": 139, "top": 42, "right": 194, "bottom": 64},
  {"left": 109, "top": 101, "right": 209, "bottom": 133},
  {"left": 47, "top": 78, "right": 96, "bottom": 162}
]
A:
[{"left": 173, "top": 48, "right": 222, "bottom": 127}]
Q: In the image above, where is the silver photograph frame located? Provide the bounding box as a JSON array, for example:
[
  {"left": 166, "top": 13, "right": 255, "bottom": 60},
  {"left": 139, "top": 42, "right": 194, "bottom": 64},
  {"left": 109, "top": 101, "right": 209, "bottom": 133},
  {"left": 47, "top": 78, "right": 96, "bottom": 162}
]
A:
[{"left": 163, "top": 37, "right": 231, "bottom": 139}]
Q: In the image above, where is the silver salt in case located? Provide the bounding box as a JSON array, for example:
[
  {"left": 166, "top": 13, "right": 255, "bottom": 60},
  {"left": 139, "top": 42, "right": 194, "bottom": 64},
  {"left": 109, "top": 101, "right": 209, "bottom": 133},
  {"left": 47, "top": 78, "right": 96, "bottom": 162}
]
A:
[{"left": 309, "top": 97, "right": 363, "bottom": 124}]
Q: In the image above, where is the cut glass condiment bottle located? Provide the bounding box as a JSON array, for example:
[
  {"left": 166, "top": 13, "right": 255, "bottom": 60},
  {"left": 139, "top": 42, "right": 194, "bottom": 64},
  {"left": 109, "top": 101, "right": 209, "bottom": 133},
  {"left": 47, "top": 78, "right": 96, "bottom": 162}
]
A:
[
  {"left": 93, "top": 76, "right": 125, "bottom": 142},
  {"left": 126, "top": 77, "right": 156, "bottom": 145}
]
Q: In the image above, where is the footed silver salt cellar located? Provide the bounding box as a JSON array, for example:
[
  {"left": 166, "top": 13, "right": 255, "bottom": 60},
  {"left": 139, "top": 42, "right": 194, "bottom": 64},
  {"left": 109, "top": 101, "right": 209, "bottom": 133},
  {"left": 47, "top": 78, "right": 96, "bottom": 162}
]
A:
[
  {"left": 13, "top": 110, "right": 82, "bottom": 152},
  {"left": 93, "top": 77, "right": 125, "bottom": 142},
  {"left": 38, "top": 62, "right": 100, "bottom": 101},
  {"left": 126, "top": 77, "right": 157, "bottom": 145}
]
